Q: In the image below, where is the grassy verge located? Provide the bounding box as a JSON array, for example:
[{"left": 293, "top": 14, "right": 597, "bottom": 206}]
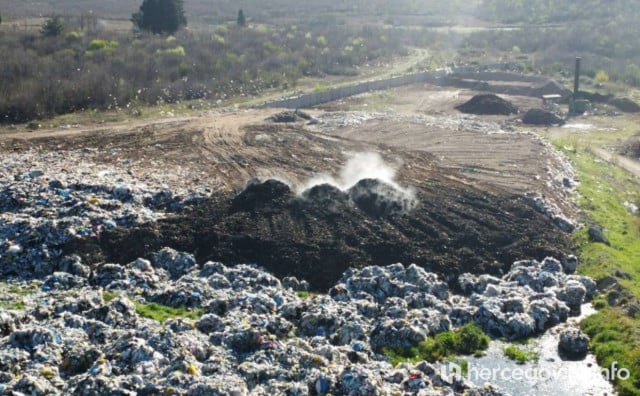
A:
[
  {"left": 383, "top": 323, "right": 489, "bottom": 366},
  {"left": 554, "top": 141, "right": 640, "bottom": 396},
  {"left": 581, "top": 309, "right": 640, "bottom": 395}
]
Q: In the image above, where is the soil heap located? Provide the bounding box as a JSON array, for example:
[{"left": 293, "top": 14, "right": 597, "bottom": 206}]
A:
[
  {"left": 79, "top": 179, "right": 572, "bottom": 291},
  {"left": 455, "top": 94, "right": 518, "bottom": 115},
  {"left": 609, "top": 97, "right": 640, "bottom": 113},
  {"left": 522, "top": 108, "right": 565, "bottom": 126}
]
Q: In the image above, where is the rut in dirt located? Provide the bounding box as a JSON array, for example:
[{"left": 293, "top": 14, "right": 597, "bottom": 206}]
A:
[{"left": 74, "top": 178, "right": 573, "bottom": 291}]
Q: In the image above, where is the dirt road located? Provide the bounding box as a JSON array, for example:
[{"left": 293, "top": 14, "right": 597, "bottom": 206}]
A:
[{"left": 592, "top": 147, "right": 640, "bottom": 178}]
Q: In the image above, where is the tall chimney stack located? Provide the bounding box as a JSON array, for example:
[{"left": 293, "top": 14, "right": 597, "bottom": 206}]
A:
[{"left": 574, "top": 57, "right": 581, "bottom": 98}]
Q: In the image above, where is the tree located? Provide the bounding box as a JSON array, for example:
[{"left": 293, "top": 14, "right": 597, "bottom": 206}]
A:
[
  {"left": 132, "top": 0, "right": 186, "bottom": 34},
  {"left": 41, "top": 15, "right": 64, "bottom": 37},
  {"left": 237, "top": 9, "right": 246, "bottom": 27}
]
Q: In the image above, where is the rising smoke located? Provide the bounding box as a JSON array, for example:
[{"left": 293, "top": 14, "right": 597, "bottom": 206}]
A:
[{"left": 300, "top": 152, "right": 416, "bottom": 209}]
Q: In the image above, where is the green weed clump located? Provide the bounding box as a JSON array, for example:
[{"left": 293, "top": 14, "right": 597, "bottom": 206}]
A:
[
  {"left": 102, "top": 290, "right": 118, "bottom": 303},
  {"left": 296, "top": 291, "right": 319, "bottom": 299},
  {"left": 503, "top": 344, "right": 539, "bottom": 364},
  {"left": 134, "top": 301, "right": 204, "bottom": 323},
  {"left": 383, "top": 323, "right": 489, "bottom": 366}
]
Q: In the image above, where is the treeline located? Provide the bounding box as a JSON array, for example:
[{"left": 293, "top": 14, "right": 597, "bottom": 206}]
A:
[
  {"left": 464, "top": 0, "right": 640, "bottom": 86},
  {"left": 0, "top": 0, "right": 477, "bottom": 24},
  {"left": 0, "top": 24, "right": 412, "bottom": 123},
  {"left": 476, "top": 0, "right": 640, "bottom": 25},
  {"left": 460, "top": 22, "right": 640, "bottom": 86}
]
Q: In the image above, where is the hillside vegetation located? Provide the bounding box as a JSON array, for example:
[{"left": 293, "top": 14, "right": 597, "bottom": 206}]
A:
[{"left": 3, "top": 1, "right": 640, "bottom": 123}]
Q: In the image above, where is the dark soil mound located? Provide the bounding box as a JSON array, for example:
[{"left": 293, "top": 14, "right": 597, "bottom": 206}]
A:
[
  {"left": 347, "top": 178, "right": 413, "bottom": 218},
  {"left": 456, "top": 94, "right": 518, "bottom": 115},
  {"left": 230, "top": 178, "right": 293, "bottom": 212},
  {"left": 522, "top": 108, "right": 565, "bottom": 126},
  {"left": 72, "top": 179, "right": 572, "bottom": 291},
  {"left": 572, "top": 91, "right": 612, "bottom": 104},
  {"left": 300, "top": 183, "right": 351, "bottom": 212},
  {"left": 269, "top": 110, "right": 312, "bottom": 123},
  {"left": 609, "top": 98, "right": 640, "bottom": 113}
]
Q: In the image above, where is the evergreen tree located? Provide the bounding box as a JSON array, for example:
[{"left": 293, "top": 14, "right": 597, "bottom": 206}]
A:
[
  {"left": 132, "top": 0, "right": 186, "bottom": 34},
  {"left": 237, "top": 9, "right": 246, "bottom": 27},
  {"left": 41, "top": 15, "right": 64, "bottom": 37}
]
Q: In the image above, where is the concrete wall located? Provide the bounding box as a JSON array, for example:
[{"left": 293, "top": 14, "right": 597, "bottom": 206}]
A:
[{"left": 260, "top": 63, "right": 552, "bottom": 109}]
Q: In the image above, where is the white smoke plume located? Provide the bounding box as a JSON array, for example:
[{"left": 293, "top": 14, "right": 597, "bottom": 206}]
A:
[{"left": 300, "top": 152, "right": 416, "bottom": 202}]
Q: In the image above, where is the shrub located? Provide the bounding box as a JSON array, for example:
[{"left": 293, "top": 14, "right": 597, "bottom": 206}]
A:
[
  {"left": 594, "top": 70, "right": 610, "bottom": 83},
  {"left": 159, "top": 45, "right": 186, "bottom": 57},
  {"left": 88, "top": 39, "right": 119, "bottom": 52}
]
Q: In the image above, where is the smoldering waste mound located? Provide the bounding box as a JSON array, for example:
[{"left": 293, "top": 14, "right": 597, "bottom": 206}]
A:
[
  {"left": 522, "top": 108, "right": 565, "bottom": 126},
  {"left": 79, "top": 179, "right": 572, "bottom": 291},
  {"left": 456, "top": 94, "right": 519, "bottom": 115}
]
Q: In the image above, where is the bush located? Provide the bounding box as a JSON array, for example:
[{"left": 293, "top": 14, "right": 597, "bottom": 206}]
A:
[{"left": 594, "top": 70, "right": 610, "bottom": 83}]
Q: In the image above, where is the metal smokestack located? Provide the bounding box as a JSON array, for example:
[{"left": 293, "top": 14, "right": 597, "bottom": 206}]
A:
[{"left": 574, "top": 57, "right": 581, "bottom": 97}]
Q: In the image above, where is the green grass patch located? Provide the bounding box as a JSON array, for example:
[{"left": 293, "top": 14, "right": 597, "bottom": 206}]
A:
[
  {"left": 383, "top": 323, "right": 489, "bottom": 366},
  {"left": 134, "top": 301, "right": 204, "bottom": 323},
  {"left": 555, "top": 143, "right": 640, "bottom": 297},
  {"left": 581, "top": 309, "right": 640, "bottom": 396},
  {"left": 102, "top": 290, "right": 118, "bottom": 303},
  {"left": 0, "top": 300, "right": 26, "bottom": 310},
  {"left": 296, "top": 291, "right": 319, "bottom": 299},
  {"left": 503, "top": 344, "right": 539, "bottom": 364},
  {"left": 102, "top": 291, "right": 203, "bottom": 323},
  {"left": 551, "top": 139, "right": 640, "bottom": 396}
]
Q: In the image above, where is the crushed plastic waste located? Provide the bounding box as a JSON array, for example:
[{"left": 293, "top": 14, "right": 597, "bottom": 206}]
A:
[
  {"left": 0, "top": 245, "right": 595, "bottom": 394},
  {"left": 0, "top": 149, "right": 210, "bottom": 280},
  {"left": 558, "top": 328, "right": 590, "bottom": 358}
]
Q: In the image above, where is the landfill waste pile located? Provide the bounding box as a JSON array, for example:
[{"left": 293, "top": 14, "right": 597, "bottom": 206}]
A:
[
  {"left": 455, "top": 94, "right": 519, "bottom": 116},
  {"left": 521, "top": 108, "right": 566, "bottom": 126},
  {"left": 0, "top": 149, "right": 210, "bottom": 280},
  {"left": 87, "top": 178, "right": 573, "bottom": 291},
  {"left": 0, "top": 123, "right": 585, "bottom": 394},
  {"left": 0, "top": 250, "right": 594, "bottom": 395}
]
